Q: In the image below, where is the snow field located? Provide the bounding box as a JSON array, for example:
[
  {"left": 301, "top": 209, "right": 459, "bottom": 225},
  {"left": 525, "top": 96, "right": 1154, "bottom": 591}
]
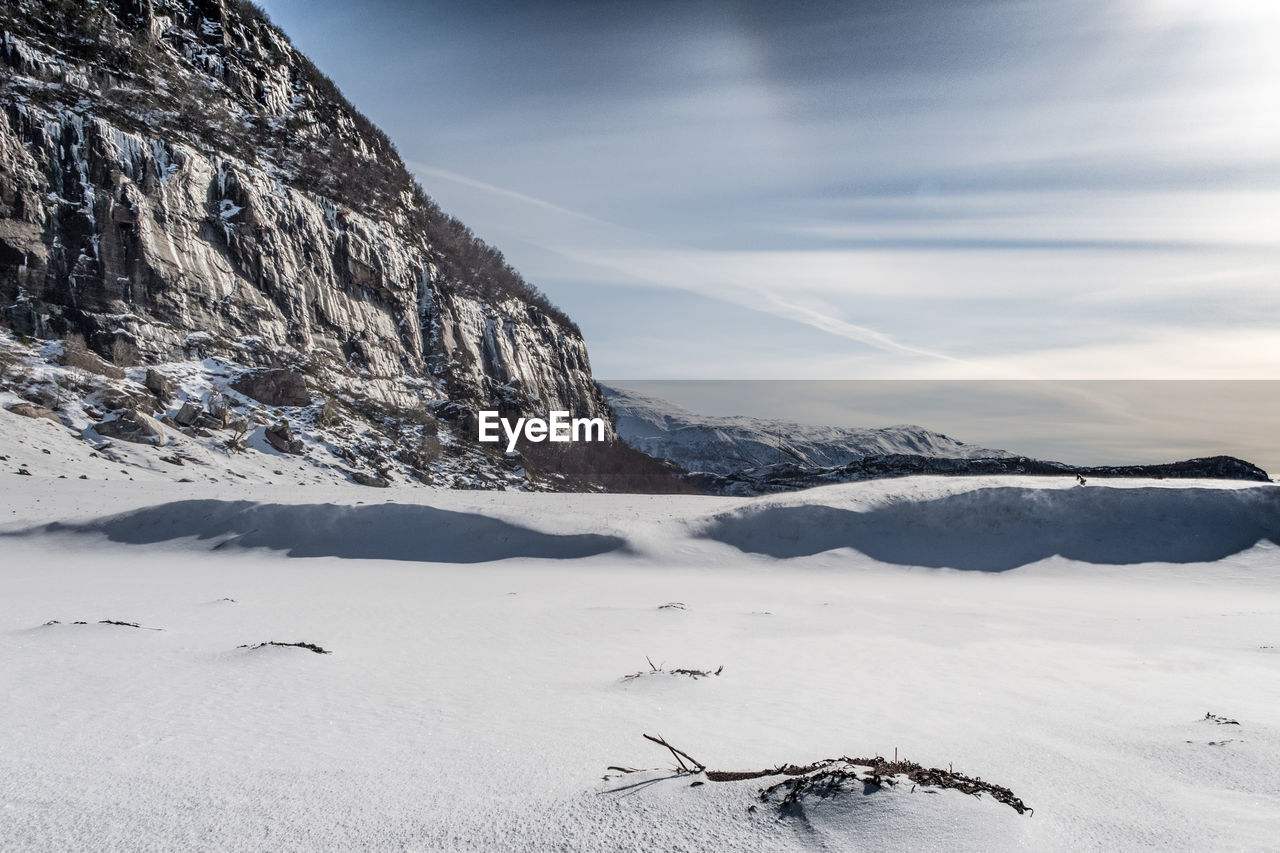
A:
[{"left": 1, "top": 475, "right": 1278, "bottom": 851}]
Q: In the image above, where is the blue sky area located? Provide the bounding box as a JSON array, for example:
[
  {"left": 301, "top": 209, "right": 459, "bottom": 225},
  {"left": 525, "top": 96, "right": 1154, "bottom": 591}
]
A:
[{"left": 258, "top": 0, "right": 1278, "bottom": 384}]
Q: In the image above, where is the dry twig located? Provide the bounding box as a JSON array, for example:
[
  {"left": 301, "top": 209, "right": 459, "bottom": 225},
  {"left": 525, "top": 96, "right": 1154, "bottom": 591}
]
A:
[
  {"left": 238, "top": 641, "right": 332, "bottom": 654},
  {"left": 611, "top": 737, "right": 1032, "bottom": 816},
  {"left": 642, "top": 733, "right": 706, "bottom": 773},
  {"left": 623, "top": 658, "right": 723, "bottom": 681}
]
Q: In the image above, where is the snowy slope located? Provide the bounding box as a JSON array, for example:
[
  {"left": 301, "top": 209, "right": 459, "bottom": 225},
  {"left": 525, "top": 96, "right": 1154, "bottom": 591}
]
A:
[
  {"left": 2, "top": 464, "right": 1278, "bottom": 852},
  {"left": 601, "top": 383, "right": 1014, "bottom": 475},
  {"left": 0, "top": 331, "right": 529, "bottom": 490}
]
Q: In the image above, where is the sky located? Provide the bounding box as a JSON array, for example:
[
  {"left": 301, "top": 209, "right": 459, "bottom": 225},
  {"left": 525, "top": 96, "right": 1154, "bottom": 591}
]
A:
[{"left": 257, "top": 0, "right": 1280, "bottom": 381}]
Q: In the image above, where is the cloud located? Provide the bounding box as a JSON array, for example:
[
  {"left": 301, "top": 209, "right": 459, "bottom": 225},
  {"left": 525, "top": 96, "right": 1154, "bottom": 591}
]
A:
[
  {"left": 268, "top": 0, "right": 1280, "bottom": 380},
  {"left": 407, "top": 160, "right": 965, "bottom": 365},
  {"left": 405, "top": 158, "right": 1280, "bottom": 378},
  {"left": 405, "top": 162, "right": 605, "bottom": 224}
]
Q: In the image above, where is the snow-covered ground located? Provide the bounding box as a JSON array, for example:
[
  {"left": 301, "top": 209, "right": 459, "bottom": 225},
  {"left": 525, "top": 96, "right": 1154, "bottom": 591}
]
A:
[{"left": 2, "top": 444, "right": 1279, "bottom": 850}]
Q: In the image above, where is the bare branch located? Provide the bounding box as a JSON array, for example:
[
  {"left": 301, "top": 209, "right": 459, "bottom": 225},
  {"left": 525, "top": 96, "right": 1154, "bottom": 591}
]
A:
[{"left": 642, "top": 733, "right": 706, "bottom": 773}]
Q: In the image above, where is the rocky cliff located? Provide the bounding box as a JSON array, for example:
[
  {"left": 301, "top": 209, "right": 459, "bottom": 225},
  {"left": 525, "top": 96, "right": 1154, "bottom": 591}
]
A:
[{"left": 0, "top": 0, "right": 609, "bottom": 439}]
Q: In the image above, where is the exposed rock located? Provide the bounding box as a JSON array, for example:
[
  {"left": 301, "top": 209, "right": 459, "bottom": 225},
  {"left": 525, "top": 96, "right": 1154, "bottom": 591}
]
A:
[
  {"left": 144, "top": 369, "right": 176, "bottom": 401},
  {"left": 6, "top": 402, "right": 60, "bottom": 424},
  {"left": 195, "top": 412, "right": 225, "bottom": 430},
  {"left": 264, "top": 420, "right": 304, "bottom": 455},
  {"left": 93, "top": 409, "right": 165, "bottom": 446},
  {"left": 351, "top": 471, "right": 390, "bottom": 488},
  {"left": 174, "top": 402, "right": 202, "bottom": 427},
  {"left": 56, "top": 345, "right": 125, "bottom": 380},
  {"left": 101, "top": 389, "right": 160, "bottom": 415},
  {"left": 232, "top": 370, "right": 312, "bottom": 408}
]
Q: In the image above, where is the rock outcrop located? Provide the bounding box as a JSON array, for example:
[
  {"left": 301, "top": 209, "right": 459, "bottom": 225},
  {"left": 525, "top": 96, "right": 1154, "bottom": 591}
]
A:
[
  {"left": 6, "top": 401, "right": 59, "bottom": 423},
  {"left": 263, "top": 419, "right": 302, "bottom": 455},
  {"left": 93, "top": 408, "right": 165, "bottom": 445},
  {"left": 143, "top": 368, "right": 175, "bottom": 401},
  {"left": 0, "top": 0, "right": 612, "bottom": 448},
  {"left": 350, "top": 471, "right": 390, "bottom": 488},
  {"left": 232, "top": 369, "right": 310, "bottom": 408}
]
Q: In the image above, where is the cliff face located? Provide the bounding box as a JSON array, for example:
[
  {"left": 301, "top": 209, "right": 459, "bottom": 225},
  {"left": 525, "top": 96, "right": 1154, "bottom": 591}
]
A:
[{"left": 0, "top": 0, "right": 607, "bottom": 425}]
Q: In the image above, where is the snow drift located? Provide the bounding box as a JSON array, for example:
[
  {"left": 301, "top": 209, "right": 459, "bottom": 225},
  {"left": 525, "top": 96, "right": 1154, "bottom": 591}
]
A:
[
  {"left": 703, "top": 485, "right": 1280, "bottom": 570},
  {"left": 9, "top": 499, "right": 627, "bottom": 562}
]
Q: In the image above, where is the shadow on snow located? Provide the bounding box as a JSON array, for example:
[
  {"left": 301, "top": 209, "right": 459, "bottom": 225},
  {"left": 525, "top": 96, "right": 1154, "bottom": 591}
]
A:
[
  {"left": 702, "top": 486, "right": 1280, "bottom": 571},
  {"left": 10, "top": 499, "right": 628, "bottom": 563}
]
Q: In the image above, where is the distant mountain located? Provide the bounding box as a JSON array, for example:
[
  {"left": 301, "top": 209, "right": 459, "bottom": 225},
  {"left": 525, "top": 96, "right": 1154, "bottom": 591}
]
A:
[
  {"left": 599, "top": 385, "right": 1271, "bottom": 495},
  {"left": 686, "top": 454, "right": 1272, "bottom": 496},
  {"left": 599, "top": 383, "right": 1015, "bottom": 476}
]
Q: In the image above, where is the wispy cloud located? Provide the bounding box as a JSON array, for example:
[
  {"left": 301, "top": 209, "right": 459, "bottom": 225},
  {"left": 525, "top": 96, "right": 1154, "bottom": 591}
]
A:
[
  {"left": 405, "top": 162, "right": 603, "bottom": 224},
  {"left": 267, "top": 0, "right": 1280, "bottom": 380},
  {"left": 401, "top": 159, "right": 1280, "bottom": 378},
  {"left": 405, "top": 161, "right": 966, "bottom": 366}
]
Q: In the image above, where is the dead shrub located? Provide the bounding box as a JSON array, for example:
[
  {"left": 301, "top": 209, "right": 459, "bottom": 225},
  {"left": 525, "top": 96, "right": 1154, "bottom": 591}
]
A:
[{"left": 610, "top": 735, "right": 1033, "bottom": 816}]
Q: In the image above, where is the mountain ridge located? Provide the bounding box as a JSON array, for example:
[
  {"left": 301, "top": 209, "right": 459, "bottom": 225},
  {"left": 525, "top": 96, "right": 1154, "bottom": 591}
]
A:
[
  {"left": 599, "top": 384, "right": 1270, "bottom": 495},
  {"left": 687, "top": 453, "right": 1272, "bottom": 496},
  {"left": 600, "top": 382, "right": 1016, "bottom": 476}
]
